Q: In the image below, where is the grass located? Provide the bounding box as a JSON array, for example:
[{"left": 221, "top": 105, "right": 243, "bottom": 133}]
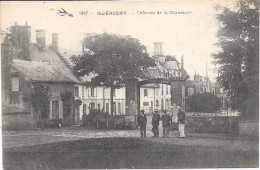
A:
[{"left": 3, "top": 138, "right": 259, "bottom": 169}]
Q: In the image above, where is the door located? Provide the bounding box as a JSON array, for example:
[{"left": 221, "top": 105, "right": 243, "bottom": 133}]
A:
[{"left": 52, "top": 101, "right": 59, "bottom": 119}]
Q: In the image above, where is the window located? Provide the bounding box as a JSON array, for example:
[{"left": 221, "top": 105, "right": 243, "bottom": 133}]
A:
[
  {"left": 98, "top": 104, "right": 101, "bottom": 110},
  {"left": 161, "top": 99, "right": 164, "bottom": 110},
  {"left": 113, "top": 102, "right": 116, "bottom": 115},
  {"left": 151, "top": 101, "right": 153, "bottom": 110},
  {"left": 90, "top": 102, "right": 95, "bottom": 109},
  {"left": 211, "top": 88, "right": 216, "bottom": 95},
  {"left": 144, "top": 89, "right": 148, "bottom": 97},
  {"left": 106, "top": 103, "right": 109, "bottom": 113},
  {"left": 143, "top": 102, "right": 149, "bottom": 106},
  {"left": 161, "top": 84, "right": 164, "bottom": 95},
  {"left": 11, "top": 76, "right": 19, "bottom": 91},
  {"left": 52, "top": 101, "right": 59, "bottom": 119},
  {"left": 10, "top": 94, "right": 19, "bottom": 104},
  {"left": 83, "top": 104, "right": 87, "bottom": 114},
  {"left": 155, "top": 89, "right": 159, "bottom": 96},
  {"left": 188, "top": 88, "right": 194, "bottom": 96},
  {"left": 156, "top": 100, "right": 159, "bottom": 107},
  {"left": 91, "top": 87, "right": 95, "bottom": 97},
  {"left": 74, "top": 87, "right": 79, "bottom": 97},
  {"left": 118, "top": 103, "right": 121, "bottom": 114}
]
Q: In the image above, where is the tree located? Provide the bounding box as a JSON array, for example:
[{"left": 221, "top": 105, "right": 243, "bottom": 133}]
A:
[
  {"left": 186, "top": 93, "right": 222, "bottom": 113},
  {"left": 31, "top": 84, "right": 51, "bottom": 119},
  {"left": 212, "top": 0, "right": 259, "bottom": 119},
  {"left": 71, "top": 33, "right": 156, "bottom": 115}
]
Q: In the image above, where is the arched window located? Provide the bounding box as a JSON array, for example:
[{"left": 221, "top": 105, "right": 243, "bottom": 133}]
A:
[{"left": 144, "top": 89, "right": 148, "bottom": 97}]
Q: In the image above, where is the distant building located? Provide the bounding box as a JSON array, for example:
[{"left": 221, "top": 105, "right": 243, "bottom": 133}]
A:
[{"left": 185, "top": 66, "right": 230, "bottom": 111}]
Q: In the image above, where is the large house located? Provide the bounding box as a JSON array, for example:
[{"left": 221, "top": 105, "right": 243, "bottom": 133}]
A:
[
  {"left": 72, "top": 42, "right": 185, "bottom": 119},
  {"left": 1, "top": 23, "right": 80, "bottom": 129}
]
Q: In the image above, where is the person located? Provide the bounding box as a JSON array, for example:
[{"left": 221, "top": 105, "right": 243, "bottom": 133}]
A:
[
  {"left": 152, "top": 109, "right": 160, "bottom": 137},
  {"left": 161, "top": 109, "right": 172, "bottom": 138},
  {"left": 137, "top": 110, "right": 147, "bottom": 138},
  {"left": 177, "top": 107, "right": 186, "bottom": 138}
]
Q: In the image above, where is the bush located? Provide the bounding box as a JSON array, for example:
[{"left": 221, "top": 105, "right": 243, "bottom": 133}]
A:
[
  {"left": 37, "top": 118, "right": 73, "bottom": 128},
  {"left": 82, "top": 109, "right": 137, "bottom": 130}
]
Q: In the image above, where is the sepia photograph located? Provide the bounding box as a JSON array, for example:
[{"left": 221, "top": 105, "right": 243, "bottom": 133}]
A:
[{"left": 0, "top": 0, "right": 259, "bottom": 169}]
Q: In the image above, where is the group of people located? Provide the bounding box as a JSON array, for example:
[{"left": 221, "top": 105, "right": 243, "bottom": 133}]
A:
[{"left": 137, "top": 107, "right": 186, "bottom": 138}]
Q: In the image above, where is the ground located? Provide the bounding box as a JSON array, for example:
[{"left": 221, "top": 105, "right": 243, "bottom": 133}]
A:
[{"left": 3, "top": 124, "right": 259, "bottom": 169}]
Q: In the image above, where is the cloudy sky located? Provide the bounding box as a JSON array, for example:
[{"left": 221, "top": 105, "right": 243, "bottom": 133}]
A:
[{"left": 1, "top": 0, "right": 237, "bottom": 81}]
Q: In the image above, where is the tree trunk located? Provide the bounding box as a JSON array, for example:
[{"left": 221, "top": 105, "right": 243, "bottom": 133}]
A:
[{"left": 110, "top": 86, "right": 114, "bottom": 115}]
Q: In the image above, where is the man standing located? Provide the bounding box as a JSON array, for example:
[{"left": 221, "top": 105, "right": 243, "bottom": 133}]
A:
[
  {"left": 177, "top": 107, "right": 186, "bottom": 138},
  {"left": 137, "top": 110, "right": 147, "bottom": 138},
  {"left": 152, "top": 109, "right": 160, "bottom": 137},
  {"left": 161, "top": 110, "right": 172, "bottom": 138}
]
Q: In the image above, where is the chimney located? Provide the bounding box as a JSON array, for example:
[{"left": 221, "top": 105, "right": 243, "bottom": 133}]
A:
[
  {"left": 20, "top": 22, "right": 31, "bottom": 59},
  {"left": 52, "top": 33, "right": 58, "bottom": 51},
  {"left": 10, "top": 22, "right": 31, "bottom": 60},
  {"left": 153, "top": 42, "right": 163, "bottom": 55},
  {"left": 36, "top": 29, "right": 46, "bottom": 51}
]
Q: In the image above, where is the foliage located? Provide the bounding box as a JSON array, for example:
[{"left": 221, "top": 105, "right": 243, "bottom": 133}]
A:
[
  {"left": 186, "top": 93, "right": 222, "bottom": 113},
  {"left": 71, "top": 33, "right": 156, "bottom": 114},
  {"left": 60, "top": 90, "right": 73, "bottom": 118},
  {"left": 212, "top": 0, "right": 259, "bottom": 119},
  {"left": 82, "top": 109, "right": 136, "bottom": 130},
  {"left": 31, "top": 84, "right": 51, "bottom": 119}
]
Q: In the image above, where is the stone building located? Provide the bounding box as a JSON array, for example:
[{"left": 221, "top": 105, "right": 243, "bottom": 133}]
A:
[{"left": 1, "top": 23, "right": 80, "bottom": 129}]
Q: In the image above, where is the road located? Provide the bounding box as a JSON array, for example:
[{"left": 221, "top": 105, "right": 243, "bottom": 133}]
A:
[{"left": 3, "top": 126, "right": 258, "bottom": 169}]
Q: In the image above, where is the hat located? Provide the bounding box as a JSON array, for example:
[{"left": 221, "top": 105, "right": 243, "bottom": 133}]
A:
[{"left": 140, "top": 110, "right": 145, "bottom": 113}]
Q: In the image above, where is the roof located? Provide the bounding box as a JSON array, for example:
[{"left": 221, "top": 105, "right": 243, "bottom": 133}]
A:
[
  {"left": 162, "top": 60, "right": 180, "bottom": 70},
  {"left": 12, "top": 59, "right": 78, "bottom": 83},
  {"left": 141, "top": 83, "right": 160, "bottom": 88},
  {"left": 30, "top": 44, "right": 80, "bottom": 83},
  {"left": 146, "top": 68, "right": 161, "bottom": 78}
]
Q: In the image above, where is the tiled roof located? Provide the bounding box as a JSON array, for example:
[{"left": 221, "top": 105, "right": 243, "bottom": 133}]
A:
[
  {"left": 30, "top": 44, "right": 80, "bottom": 83},
  {"left": 12, "top": 59, "right": 78, "bottom": 83}
]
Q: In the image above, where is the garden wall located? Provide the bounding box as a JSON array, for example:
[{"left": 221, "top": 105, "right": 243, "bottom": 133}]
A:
[
  {"left": 2, "top": 113, "right": 34, "bottom": 130},
  {"left": 183, "top": 116, "right": 240, "bottom": 134}
]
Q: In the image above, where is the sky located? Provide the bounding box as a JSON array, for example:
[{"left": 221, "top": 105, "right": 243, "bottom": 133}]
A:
[{"left": 1, "top": 0, "right": 237, "bottom": 81}]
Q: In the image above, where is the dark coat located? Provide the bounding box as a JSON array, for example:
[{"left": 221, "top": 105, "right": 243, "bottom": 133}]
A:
[
  {"left": 161, "top": 114, "right": 172, "bottom": 127},
  {"left": 152, "top": 113, "right": 160, "bottom": 127},
  {"left": 177, "top": 111, "right": 186, "bottom": 124},
  {"left": 137, "top": 114, "right": 147, "bottom": 127}
]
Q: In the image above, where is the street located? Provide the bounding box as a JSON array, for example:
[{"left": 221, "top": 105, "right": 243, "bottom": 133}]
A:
[{"left": 3, "top": 126, "right": 258, "bottom": 169}]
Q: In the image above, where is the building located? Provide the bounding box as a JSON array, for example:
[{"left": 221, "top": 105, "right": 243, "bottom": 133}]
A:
[
  {"left": 1, "top": 23, "right": 80, "bottom": 129},
  {"left": 185, "top": 68, "right": 230, "bottom": 111}
]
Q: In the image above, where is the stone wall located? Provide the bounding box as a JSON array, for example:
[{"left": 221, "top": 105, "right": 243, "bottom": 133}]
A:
[
  {"left": 2, "top": 113, "right": 34, "bottom": 130},
  {"left": 239, "top": 120, "right": 259, "bottom": 137},
  {"left": 183, "top": 116, "right": 240, "bottom": 134}
]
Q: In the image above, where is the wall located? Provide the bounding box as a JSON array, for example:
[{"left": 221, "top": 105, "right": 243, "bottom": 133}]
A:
[
  {"left": 2, "top": 113, "right": 34, "bottom": 130},
  {"left": 183, "top": 116, "right": 240, "bottom": 134}
]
